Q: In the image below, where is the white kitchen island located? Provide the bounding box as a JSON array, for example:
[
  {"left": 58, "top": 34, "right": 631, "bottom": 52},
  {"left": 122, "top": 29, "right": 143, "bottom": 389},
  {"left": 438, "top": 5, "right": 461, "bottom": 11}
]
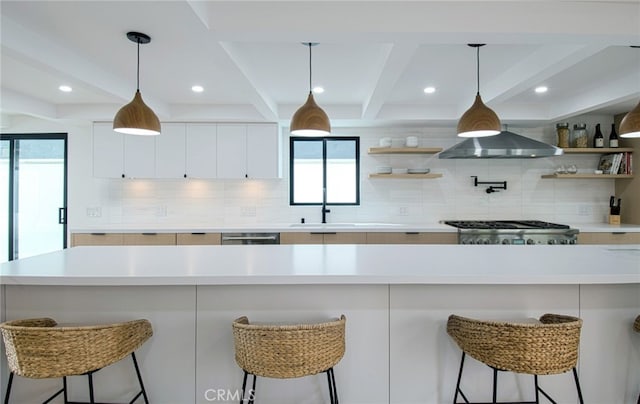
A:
[{"left": 1, "top": 244, "right": 639, "bottom": 404}]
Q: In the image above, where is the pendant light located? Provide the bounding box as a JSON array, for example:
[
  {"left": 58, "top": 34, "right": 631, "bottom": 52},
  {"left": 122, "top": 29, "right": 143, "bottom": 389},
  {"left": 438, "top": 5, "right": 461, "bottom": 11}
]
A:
[
  {"left": 113, "top": 32, "right": 161, "bottom": 136},
  {"left": 290, "top": 43, "right": 331, "bottom": 136},
  {"left": 620, "top": 100, "right": 640, "bottom": 138},
  {"left": 457, "top": 44, "right": 501, "bottom": 138}
]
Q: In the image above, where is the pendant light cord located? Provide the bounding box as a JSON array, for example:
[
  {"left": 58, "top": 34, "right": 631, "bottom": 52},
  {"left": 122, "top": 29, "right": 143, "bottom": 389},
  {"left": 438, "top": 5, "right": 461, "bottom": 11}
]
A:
[
  {"left": 136, "top": 38, "right": 141, "bottom": 92},
  {"left": 476, "top": 45, "right": 480, "bottom": 96},
  {"left": 308, "top": 43, "right": 313, "bottom": 93}
]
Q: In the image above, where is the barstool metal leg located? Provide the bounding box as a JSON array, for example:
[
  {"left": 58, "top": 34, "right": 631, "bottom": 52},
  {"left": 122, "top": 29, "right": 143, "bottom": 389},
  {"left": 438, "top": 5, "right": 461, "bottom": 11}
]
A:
[
  {"left": 492, "top": 367, "right": 498, "bottom": 404},
  {"left": 325, "top": 368, "right": 339, "bottom": 404},
  {"left": 534, "top": 375, "right": 539, "bottom": 404},
  {"left": 4, "top": 372, "right": 13, "bottom": 404},
  {"left": 453, "top": 352, "right": 471, "bottom": 404},
  {"left": 572, "top": 367, "right": 584, "bottom": 404},
  {"left": 131, "top": 352, "right": 149, "bottom": 404},
  {"left": 240, "top": 371, "right": 248, "bottom": 404},
  {"left": 87, "top": 372, "right": 95, "bottom": 404}
]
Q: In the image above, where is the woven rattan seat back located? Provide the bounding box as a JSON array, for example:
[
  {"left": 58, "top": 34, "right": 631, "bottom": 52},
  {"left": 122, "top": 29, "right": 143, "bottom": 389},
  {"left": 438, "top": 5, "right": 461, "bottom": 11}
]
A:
[
  {"left": 634, "top": 315, "right": 640, "bottom": 333},
  {"left": 447, "top": 313, "right": 582, "bottom": 375},
  {"left": 0, "top": 317, "right": 153, "bottom": 379},
  {"left": 232, "top": 315, "right": 346, "bottom": 379}
]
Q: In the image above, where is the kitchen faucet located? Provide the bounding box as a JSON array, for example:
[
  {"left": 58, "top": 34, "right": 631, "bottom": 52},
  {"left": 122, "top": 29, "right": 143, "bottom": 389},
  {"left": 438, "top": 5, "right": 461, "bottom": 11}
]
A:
[{"left": 321, "top": 187, "right": 331, "bottom": 224}]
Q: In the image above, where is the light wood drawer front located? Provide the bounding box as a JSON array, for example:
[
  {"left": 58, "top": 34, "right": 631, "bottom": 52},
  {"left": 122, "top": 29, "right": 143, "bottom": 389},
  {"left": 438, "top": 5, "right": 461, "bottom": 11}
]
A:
[
  {"left": 176, "top": 233, "right": 221, "bottom": 245},
  {"left": 279, "top": 232, "right": 324, "bottom": 244},
  {"left": 578, "top": 232, "right": 640, "bottom": 244},
  {"left": 366, "top": 232, "right": 457, "bottom": 244},
  {"left": 71, "top": 233, "right": 124, "bottom": 247},
  {"left": 323, "top": 232, "right": 367, "bottom": 244},
  {"left": 122, "top": 233, "right": 177, "bottom": 245}
]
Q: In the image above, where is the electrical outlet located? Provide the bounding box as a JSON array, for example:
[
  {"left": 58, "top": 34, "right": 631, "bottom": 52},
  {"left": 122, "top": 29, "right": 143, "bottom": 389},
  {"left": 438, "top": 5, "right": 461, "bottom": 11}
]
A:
[
  {"left": 86, "top": 207, "right": 102, "bottom": 217},
  {"left": 398, "top": 206, "right": 409, "bottom": 216}
]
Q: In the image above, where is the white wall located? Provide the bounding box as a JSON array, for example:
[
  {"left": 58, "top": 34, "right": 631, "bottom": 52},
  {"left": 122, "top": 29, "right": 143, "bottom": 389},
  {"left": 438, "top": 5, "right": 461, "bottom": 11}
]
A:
[{"left": 2, "top": 114, "right": 616, "bottom": 231}]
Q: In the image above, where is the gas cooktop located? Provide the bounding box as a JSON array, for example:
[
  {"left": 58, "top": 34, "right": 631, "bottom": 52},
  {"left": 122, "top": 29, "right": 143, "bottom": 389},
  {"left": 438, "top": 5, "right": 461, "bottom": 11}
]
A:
[
  {"left": 444, "top": 220, "right": 570, "bottom": 230},
  {"left": 443, "top": 220, "right": 578, "bottom": 245}
]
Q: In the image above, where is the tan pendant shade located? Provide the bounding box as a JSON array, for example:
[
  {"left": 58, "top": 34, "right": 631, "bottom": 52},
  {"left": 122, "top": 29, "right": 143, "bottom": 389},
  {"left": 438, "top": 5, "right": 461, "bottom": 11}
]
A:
[
  {"left": 113, "top": 90, "right": 161, "bottom": 136},
  {"left": 457, "top": 94, "right": 501, "bottom": 138},
  {"left": 113, "top": 31, "right": 160, "bottom": 136},
  {"left": 290, "top": 92, "right": 331, "bottom": 136},
  {"left": 619, "top": 99, "right": 640, "bottom": 138},
  {"left": 457, "top": 44, "right": 500, "bottom": 138},
  {"left": 290, "top": 43, "right": 330, "bottom": 136}
]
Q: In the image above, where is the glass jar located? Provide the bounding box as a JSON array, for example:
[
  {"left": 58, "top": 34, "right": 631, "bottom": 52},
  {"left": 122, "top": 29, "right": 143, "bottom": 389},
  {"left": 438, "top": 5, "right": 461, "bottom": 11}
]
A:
[
  {"left": 572, "top": 123, "right": 588, "bottom": 148},
  {"left": 556, "top": 122, "right": 570, "bottom": 148}
]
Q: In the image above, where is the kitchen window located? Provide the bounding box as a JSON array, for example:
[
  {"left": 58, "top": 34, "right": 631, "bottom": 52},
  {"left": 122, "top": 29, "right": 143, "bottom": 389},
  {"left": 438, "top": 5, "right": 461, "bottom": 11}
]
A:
[{"left": 289, "top": 137, "right": 360, "bottom": 205}]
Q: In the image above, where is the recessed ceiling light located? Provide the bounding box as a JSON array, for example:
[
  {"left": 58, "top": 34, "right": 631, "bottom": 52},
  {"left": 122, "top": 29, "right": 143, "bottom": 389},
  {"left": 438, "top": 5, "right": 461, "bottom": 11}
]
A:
[
  {"left": 423, "top": 86, "right": 436, "bottom": 94},
  {"left": 312, "top": 86, "right": 324, "bottom": 94},
  {"left": 59, "top": 85, "right": 72, "bottom": 92},
  {"left": 535, "top": 86, "right": 548, "bottom": 94},
  {"left": 191, "top": 85, "right": 204, "bottom": 93}
]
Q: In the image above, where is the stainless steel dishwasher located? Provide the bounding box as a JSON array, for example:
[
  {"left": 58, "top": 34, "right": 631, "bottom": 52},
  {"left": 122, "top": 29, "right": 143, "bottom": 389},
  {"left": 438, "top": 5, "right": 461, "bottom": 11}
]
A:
[{"left": 221, "top": 232, "right": 280, "bottom": 245}]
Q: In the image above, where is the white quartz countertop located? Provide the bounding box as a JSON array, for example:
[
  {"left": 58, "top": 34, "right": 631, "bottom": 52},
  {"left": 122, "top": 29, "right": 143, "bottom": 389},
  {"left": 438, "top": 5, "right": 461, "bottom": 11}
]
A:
[
  {"left": 1, "top": 244, "right": 638, "bottom": 286},
  {"left": 69, "top": 222, "right": 640, "bottom": 233}
]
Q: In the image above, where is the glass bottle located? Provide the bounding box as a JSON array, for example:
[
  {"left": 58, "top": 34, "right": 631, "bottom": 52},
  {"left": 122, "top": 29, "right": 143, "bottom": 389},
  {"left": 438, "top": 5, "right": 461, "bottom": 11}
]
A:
[
  {"left": 609, "top": 123, "right": 619, "bottom": 148},
  {"left": 593, "top": 123, "right": 604, "bottom": 148},
  {"left": 572, "top": 124, "right": 588, "bottom": 148},
  {"left": 555, "top": 123, "right": 570, "bottom": 148}
]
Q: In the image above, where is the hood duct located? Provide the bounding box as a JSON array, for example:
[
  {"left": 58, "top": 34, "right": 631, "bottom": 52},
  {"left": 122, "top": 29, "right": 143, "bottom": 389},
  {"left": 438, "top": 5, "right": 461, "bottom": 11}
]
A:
[{"left": 438, "top": 129, "right": 563, "bottom": 159}]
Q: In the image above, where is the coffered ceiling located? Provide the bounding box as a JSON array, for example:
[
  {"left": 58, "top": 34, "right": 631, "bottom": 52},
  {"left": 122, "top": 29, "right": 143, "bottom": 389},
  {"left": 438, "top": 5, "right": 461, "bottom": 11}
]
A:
[{"left": 1, "top": 1, "right": 639, "bottom": 130}]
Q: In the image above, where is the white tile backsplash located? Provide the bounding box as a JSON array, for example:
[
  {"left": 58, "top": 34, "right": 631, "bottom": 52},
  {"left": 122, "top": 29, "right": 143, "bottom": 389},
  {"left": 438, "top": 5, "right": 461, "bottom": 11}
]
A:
[{"left": 25, "top": 117, "right": 613, "bottom": 229}]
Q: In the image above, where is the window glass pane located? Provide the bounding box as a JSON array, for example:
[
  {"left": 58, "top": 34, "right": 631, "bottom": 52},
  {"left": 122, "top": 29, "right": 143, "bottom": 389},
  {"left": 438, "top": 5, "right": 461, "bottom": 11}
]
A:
[
  {"left": 292, "top": 140, "right": 323, "bottom": 203},
  {"left": 326, "top": 139, "right": 357, "bottom": 203},
  {"left": 290, "top": 137, "right": 359, "bottom": 206}
]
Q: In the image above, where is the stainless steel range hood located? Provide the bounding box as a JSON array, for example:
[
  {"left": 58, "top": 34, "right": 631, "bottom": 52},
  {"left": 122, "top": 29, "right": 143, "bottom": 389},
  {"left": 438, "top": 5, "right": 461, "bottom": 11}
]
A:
[{"left": 438, "top": 129, "right": 563, "bottom": 159}]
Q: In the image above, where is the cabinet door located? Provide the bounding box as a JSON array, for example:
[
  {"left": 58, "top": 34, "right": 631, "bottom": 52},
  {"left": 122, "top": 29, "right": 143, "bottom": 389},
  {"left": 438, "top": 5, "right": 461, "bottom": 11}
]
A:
[
  {"left": 217, "top": 124, "right": 248, "bottom": 178},
  {"left": 280, "top": 232, "right": 324, "bottom": 244},
  {"left": 176, "top": 233, "right": 221, "bottom": 245},
  {"left": 93, "top": 122, "right": 124, "bottom": 178},
  {"left": 124, "top": 135, "right": 156, "bottom": 178},
  {"left": 186, "top": 124, "right": 217, "bottom": 178},
  {"left": 578, "top": 232, "right": 640, "bottom": 244},
  {"left": 247, "top": 123, "right": 279, "bottom": 178},
  {"left": 156, "top": 123, "right": 186, "bottom": 178},
  {"left": 324, "top": 232, "right": 367, "bottom": 244},
  {"left": 122, "top": 233, "right": 176, "bottom": 245},
  {"left": 71, "top": 233, "right": 124, "bottom": 247}
]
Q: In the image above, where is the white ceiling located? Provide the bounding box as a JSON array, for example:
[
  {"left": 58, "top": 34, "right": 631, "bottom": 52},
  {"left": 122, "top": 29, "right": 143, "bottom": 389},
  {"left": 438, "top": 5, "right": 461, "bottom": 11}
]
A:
[{"left": 1, "top": 1, "right": 639, "bottom": 130}]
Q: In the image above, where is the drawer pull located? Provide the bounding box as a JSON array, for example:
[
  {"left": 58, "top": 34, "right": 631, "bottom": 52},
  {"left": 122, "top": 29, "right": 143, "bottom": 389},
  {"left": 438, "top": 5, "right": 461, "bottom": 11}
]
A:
[
  {"left": 311, "top": 232, "right": 337, "bottom": 235},
  {"left": 141, "top": 233, "right": 158, "bottom": 236},
  {"left": 405, "top": 232, "right": 419, "bottom": 235},
  {"left": 90, "top": 233, "right": 106, "bottom": 236},
  {"left": 191, "top": 232, "right": 206, "bottom": 235}
]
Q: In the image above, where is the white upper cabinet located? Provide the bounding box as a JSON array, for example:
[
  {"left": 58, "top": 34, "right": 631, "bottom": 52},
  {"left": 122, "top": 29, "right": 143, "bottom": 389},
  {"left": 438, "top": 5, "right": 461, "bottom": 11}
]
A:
[
  {"left": 247, "top": 123, "right": 279, "bottom": 179},
  {"left": 124, "top": 134, "right": 156, "bottom": 178},
  {"left": 93, "top": 122, "right": 278, "bottom": 179},
  {"left": 156, "top": 123, "right": 186, "bottom": 178},
  {"left": 216, "top": 124, "right": 248, "bottom": 179},
  {"left": 216, "top": 123, "right": 280, "bottom": 179},
  {"left": 93, "top": 122, "right": 124, "bottom": 178},
  {"left": 186, "top": 123, "right": 217, "bottom": 178}
]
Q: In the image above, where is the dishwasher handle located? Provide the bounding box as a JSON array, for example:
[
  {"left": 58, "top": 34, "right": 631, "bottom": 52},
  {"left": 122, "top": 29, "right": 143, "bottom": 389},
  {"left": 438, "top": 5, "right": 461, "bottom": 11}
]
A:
[{"left": 222, "top": 236, "right": 278, "bottom": 241}]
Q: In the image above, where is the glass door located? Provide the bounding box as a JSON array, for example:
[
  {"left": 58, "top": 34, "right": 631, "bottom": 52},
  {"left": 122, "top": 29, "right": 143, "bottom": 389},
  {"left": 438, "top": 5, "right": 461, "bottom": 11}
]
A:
[{"left": 1, "top": 134, "right": 67, "bottom": 262}]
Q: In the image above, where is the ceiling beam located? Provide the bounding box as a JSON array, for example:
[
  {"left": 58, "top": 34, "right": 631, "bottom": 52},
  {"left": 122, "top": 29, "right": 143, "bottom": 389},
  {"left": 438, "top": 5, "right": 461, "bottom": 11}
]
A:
[
  {"left": 1, "top": 88, "right": 57, "bottom": 120},
  {"left": 361, "top": 44, "right": 419, "bottom": 120},
  {"left": 0, "top": 16, "right": 171, "bottom": 118},
  {"left": 482, "top": 44, "right": 609, "bottom": 105}
]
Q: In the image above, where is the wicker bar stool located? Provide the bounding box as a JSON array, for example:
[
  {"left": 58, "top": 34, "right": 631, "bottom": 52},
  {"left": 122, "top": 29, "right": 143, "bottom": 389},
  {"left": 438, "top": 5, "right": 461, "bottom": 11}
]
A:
[
  {"left": 1, "top": 317, "right": 153, "bottom": 404},
  {"left": 447, "top": 313, "right": 584, "bottom": 404},
  {"left": 232, "top": 315, "right": 346, "bottom": 404}
]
